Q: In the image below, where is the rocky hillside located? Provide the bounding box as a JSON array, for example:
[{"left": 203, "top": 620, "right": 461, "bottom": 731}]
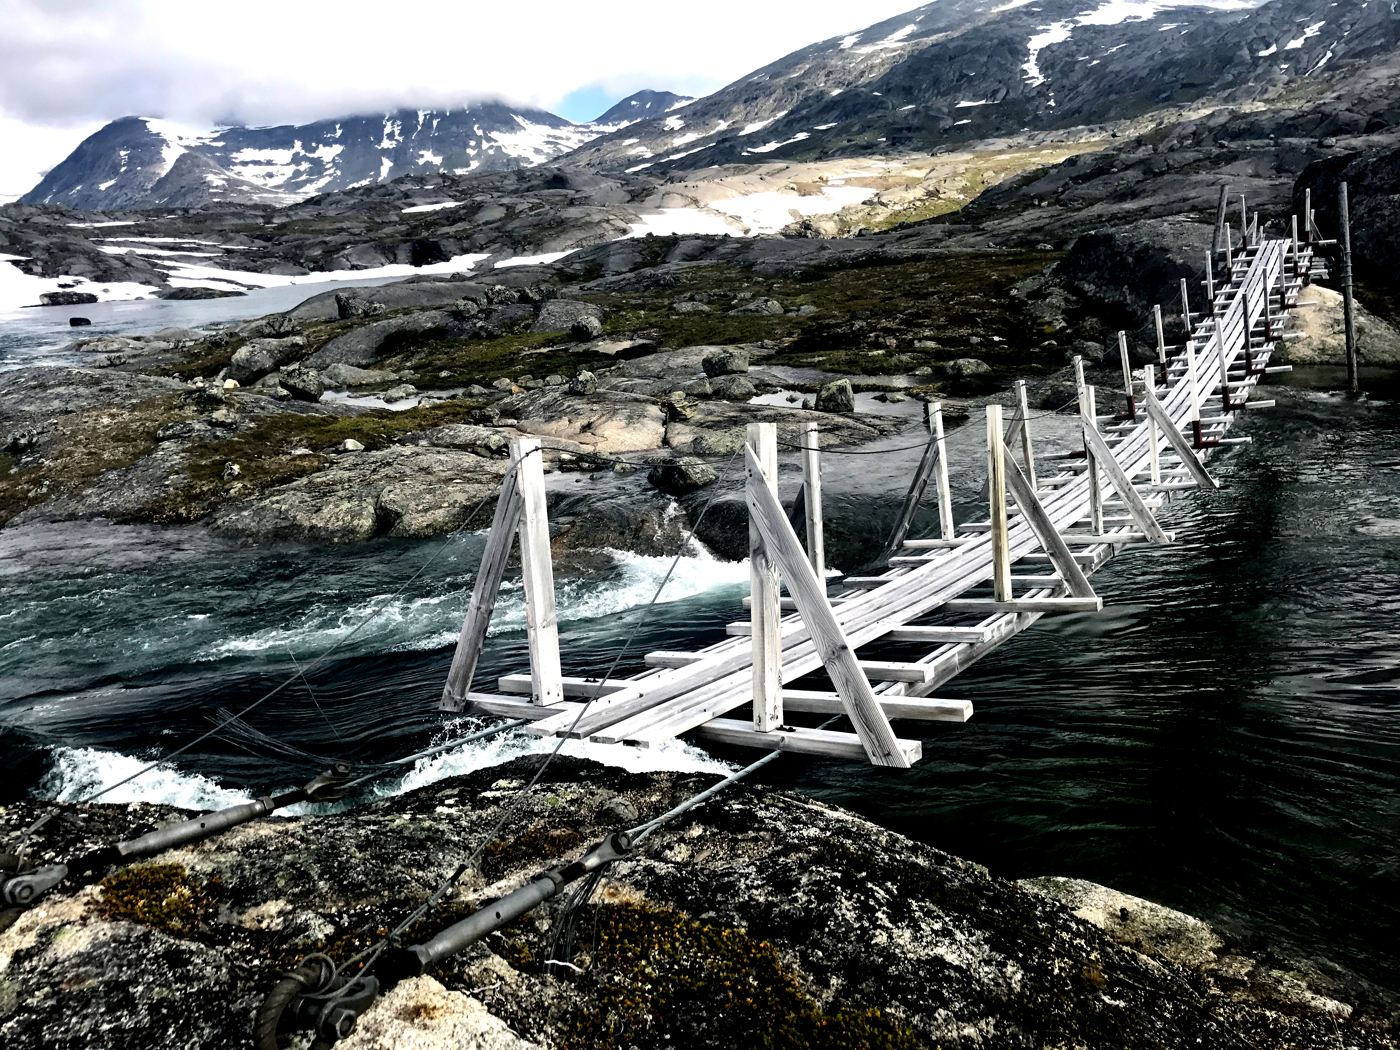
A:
[
  {"left": 20, "top": 94, "right": 678, "bottom": 211},
  {"left": 1, "top": 756, "right": 1393, "bottom": 1050},
  {"left": 560, "top": 0, "right": 1400, "bottom": 172}
]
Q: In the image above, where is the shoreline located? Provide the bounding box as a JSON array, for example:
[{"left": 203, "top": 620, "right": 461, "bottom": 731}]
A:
[{"left": 2, "top": 756, "right": 1394, "bottom": 1049}]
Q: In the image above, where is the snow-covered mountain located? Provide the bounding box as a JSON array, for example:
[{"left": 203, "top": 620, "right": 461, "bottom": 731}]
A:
[
  {"left": 22, "top": 97, "right": 666, "bottom": 211},
  {"left": 590, "top": 90, "right": 695, "bottom": 129},
  {"left": 562, "top": 0, "right": 1393, "bottom": 171}
]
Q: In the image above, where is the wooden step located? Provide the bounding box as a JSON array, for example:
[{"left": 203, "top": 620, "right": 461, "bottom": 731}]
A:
[
  {"left": 781, "top": 689, "right": 972, "bottom": 722},
  {"left": 692, "top": 718, "right": 923, "bottom": 763}
]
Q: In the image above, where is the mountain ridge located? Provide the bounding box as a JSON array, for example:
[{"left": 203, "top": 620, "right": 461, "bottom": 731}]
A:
[{"left": 19, "top": 92, "right": 681, "bottom": 211}]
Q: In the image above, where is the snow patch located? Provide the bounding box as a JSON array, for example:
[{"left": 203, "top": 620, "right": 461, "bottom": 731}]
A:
[
  {"left": 495, "top": 250, "right": 575, "bottom": 268},
  {"left": 1285, "top": 20, "right": 1326, "bottom": 48},
  {"left": 401, "top": 200, "right": 463, "bottom": 214}
]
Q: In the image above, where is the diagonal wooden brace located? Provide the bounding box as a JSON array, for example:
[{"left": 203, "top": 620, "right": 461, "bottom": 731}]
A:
[
  {"left": 886, "top": 429, "right": 942, "bottom": 552},
  {"left": 1080, "top": 422, "right": 1172, "bottom": 544},
  {"left": 1000, "top": 450, "right": 1098, "bottom": 599},
  {"left": 1142, "top": 387, "right": 1220, "bottom": 490},
  {"left": 440, "top": 468, "right": 524, "bottom": 712},
  {"left": 744, "top": 445, "right": 910, "bottom": 768}
]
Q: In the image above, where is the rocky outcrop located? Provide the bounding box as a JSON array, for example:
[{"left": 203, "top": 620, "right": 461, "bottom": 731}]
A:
[
  {"left": 492, "top": 389, "right": 667, "bottom": 455},
  {"left": 1280, "top": 285, "right": 1400, "bottom": 365},
  {"left": 205, "top": 445, "right": 507, "bottom": 543},
  {"left": 303, "top": 312, "right": 453, "bottom": 369},
  {"left": 529, "top": 299, "right": 602, "bottom": 334},
  {"left": 0, "top": 757, "right": 1391, "bottom": 1050}
]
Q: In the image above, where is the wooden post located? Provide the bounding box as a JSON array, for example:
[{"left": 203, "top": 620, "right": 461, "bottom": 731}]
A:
[
  {"left": 1153, "top": 304, "right": 1166, "bottom": 366},
  {"left": 1304, "top": 188, "right": 1312, "bottom": 242},
  {"left": 886, "top": 423, "right": 943, "bottom": 553},
  {"left": 1117, "top": 330, "right": 1135, "bottom": 420},
  {"left": 986, "top": 405, "right": 1012, "bottom": 602},
  {"left": 746, "top": 422, "right": 782, "bottom": 732},
  {"left": 512, "top": 438, "right": 564, "bottom": 706},
  {"left": 1077, "top": 374, "right": 1103, "bottom": 535},
  {"left": 931, "top": 401, "right": 954, "bottom": 540},
  {"left": 1212, "top": 182, "right": 1229, "bottom": 257},
  {"left": 1339, "top": 181, "right": 1360, "bottom": 397},
  {"left": 1239, "top": 194, "right": 1247, "bottom": 246},
  {"left": 1179, "top": 278, "right": 1192, "bottom": 373},
  {"left": 743, "top": 445, "right": 911, "bottom": 768},
  {"left": 440, "top": 469, "right": 524, "bottom": 712},
  {"left": 1224, "top": 222, "right": 1232, "bottom": 271},
  {"left": 801, "top": 421, "right": 825, "bottom": 589},
  {"left": 1145, "top": 364, "right": 1161, "bottom": 485},
  {"left": 1183, "top": 317, "right": 1204, "bottom": 444},
  {"left": 1205, "top": 251, "right": 1215, "bottom": 303},
  {"left": 1014, "top": 379, "right": 1036, "bottom": 489},
  {"left": 1292, "top": 214, "right": 1301, "bottom": 276}
]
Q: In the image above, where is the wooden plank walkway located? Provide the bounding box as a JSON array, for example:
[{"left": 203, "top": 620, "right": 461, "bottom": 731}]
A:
[{"left": 444, "top": 221, "right": 1317, "bottom": 766}]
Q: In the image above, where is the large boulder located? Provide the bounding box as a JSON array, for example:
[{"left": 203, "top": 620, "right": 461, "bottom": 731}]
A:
[
  {"left": 320, "top": 363, "right": 401, "bottom": 390},
  {"left": 413, "top": 424, "right": 509, "bottom": 457},
  {"left": 286, "top": 280, "right": 493, "bottom": 322},
  {"left": 278, "top": 365, "right": 326, "bottom": 403},
  {"left": 227, "top": 336, "right": 308, "bottom": 382},
  {"left": 530, "top": 299, "right": 603, "bottom": 334},
  {"left": 944, "top": 357, "right": 991, "bottom": 377},
  {"left": 494, "top": 388, "right": 665, "bottom": 454},
  {"left": 727, "top": 296, "right": 784, "bottom": 316},
  {"left": 648, "top": 457, "right": 718, "bottom": 495},
  {"left": 815, "top": 378, "right": 855, "bottom": 413},
  {"left": 702, "top": 348, "right": 749, "bottom": 376},
  {"left": 1278, "top": 285, "right": 1400, "bottom": 364},
  {"left": 39, "top": 291, "right": 98, "bottom": 306},
  {"left": 334, "top": 292, "right": 386, "bottom": 320},
  {"left": 303, "top": 311, "right": 451, "bottom": 368}
]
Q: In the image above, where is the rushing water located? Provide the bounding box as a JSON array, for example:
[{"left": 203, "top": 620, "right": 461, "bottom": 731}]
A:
[{"left": 0, "top": 346, "right": 1397, "bottom": 987}]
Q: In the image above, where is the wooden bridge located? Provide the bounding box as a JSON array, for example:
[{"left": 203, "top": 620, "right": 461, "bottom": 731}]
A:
[{"left": 439, "top": 206, "right": 1329, "bottom": 768}]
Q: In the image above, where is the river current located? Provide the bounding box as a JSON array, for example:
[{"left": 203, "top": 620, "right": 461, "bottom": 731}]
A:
[{"left": 0, "top": 295, "right": 1396, "bottom": 988}]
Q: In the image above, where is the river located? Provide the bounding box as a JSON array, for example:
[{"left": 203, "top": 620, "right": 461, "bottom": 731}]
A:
[{"left": 1, "top": 293, "right": 1397, "bottom": 989}]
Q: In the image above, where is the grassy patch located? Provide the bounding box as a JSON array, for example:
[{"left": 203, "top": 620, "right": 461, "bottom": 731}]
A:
[
  {"left": 0, "top": 393, "right": 188, "bottom": 527},
  {"left": 564, "top": 901, "right": 921, "bottom": 1050},
  {"left": 482, "top": 824, "right": 582, "bottom": 881}
]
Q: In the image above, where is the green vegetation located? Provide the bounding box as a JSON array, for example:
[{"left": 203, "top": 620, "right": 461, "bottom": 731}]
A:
[
  {"left": 142, "top": 397, "right": 488, "bottom": 525},
  {"left": 564, "top": 901, "right": 922, "bottom": 1050},
  {"left": 98, "top": 863, "right": 206, "bottom": 936},
  {"left": 482, "top": 825, "right": 582, "bottom": 880}
]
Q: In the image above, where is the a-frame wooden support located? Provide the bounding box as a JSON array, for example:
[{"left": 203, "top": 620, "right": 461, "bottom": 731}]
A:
[
  {"left": 440, "top": 437, "right": 563, "bottom": 712},
  {"left": 1141, "top": 384, "right": 1220, "bottom": 490},
  {"left": 887, "top": 402, "right": 953, "bottom": 552},
  {"left": 1079, "top": 404, "right": 1173, "bottom": 545},
  {"left": 744, "top": 437, "right": 916, "bottom": 768}
]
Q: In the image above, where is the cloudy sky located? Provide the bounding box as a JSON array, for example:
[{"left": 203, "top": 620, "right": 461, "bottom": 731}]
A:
[{"left": 0, "top": 0, "right": 925, "bottom": 199}]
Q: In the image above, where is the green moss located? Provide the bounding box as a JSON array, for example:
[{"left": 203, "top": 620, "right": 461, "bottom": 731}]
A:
[
  {"left": 139, "top": 398, "right": 488, "bottom": 525},
  {"left": 564, "top": 901, "right": 922, "bottom": 1050},
  {"left": 98, "top": 863, "right": 205, "bottom": 936},
  {"left": 482, "top": 825, "right": 582, "bottom": 880}
]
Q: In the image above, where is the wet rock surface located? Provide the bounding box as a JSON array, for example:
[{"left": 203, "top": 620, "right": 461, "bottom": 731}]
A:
[{"left": 0, "top": 757, "right": 1393, "bottom": 1050}]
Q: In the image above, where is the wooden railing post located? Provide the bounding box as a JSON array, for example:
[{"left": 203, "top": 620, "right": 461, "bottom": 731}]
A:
[
  {"left": 512, "top": 438, "right": 563, "bottom": 706},
  {"left": 986, "top": 405, "right": 1012, "bottom": 602},
  {"left": 1075, "top": 367, "right": 1104, "bottom": 535},
  {"left": 932, "top": 401, "right": 954, "bottom": 540},
  {"left": 1014, "top": 379, "right": 1036, "bottom": 489},
  {"left": 1179, "top": 278, "right": 1192, "bottom": 375},
  {"left": 1117, "top": 331, "right": 1136, "bottom": 420},
  {"left": 1340, "top": 181, "right": 1360, "bottom": 397},
  {"left": 1291, "top": 214, "right": 1301, "bottom": 277},
  {"left": 1153, "top": 304, "right": 1166, "bottom": 366},
  {"left": 746, "top": 422, "right": 782, "bottom": 732},
  {"left": 1145, "top": 364, "right": 1161, "bottom": 486},
  {"left": 801, "top": 421, "right": 825, "bottom": 589},
  {"left": 1205, "top": 251, "right": 1216, "bottom": 303}
]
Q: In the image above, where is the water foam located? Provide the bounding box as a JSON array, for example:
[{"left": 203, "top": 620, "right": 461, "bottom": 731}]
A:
[
  {"left": 380, "top": 718, "right": 735, "bottom": 799},
  {"left": 200, "top": 546, "right": 749, "bottom": 661},
  {"left": 39, "top": 747, "right": 255, "bottom": 809}
]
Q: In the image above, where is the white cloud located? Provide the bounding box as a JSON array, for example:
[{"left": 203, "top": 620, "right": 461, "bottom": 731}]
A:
[{"left": 0, "top": 0, "right": 922, "bottom": 197}]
